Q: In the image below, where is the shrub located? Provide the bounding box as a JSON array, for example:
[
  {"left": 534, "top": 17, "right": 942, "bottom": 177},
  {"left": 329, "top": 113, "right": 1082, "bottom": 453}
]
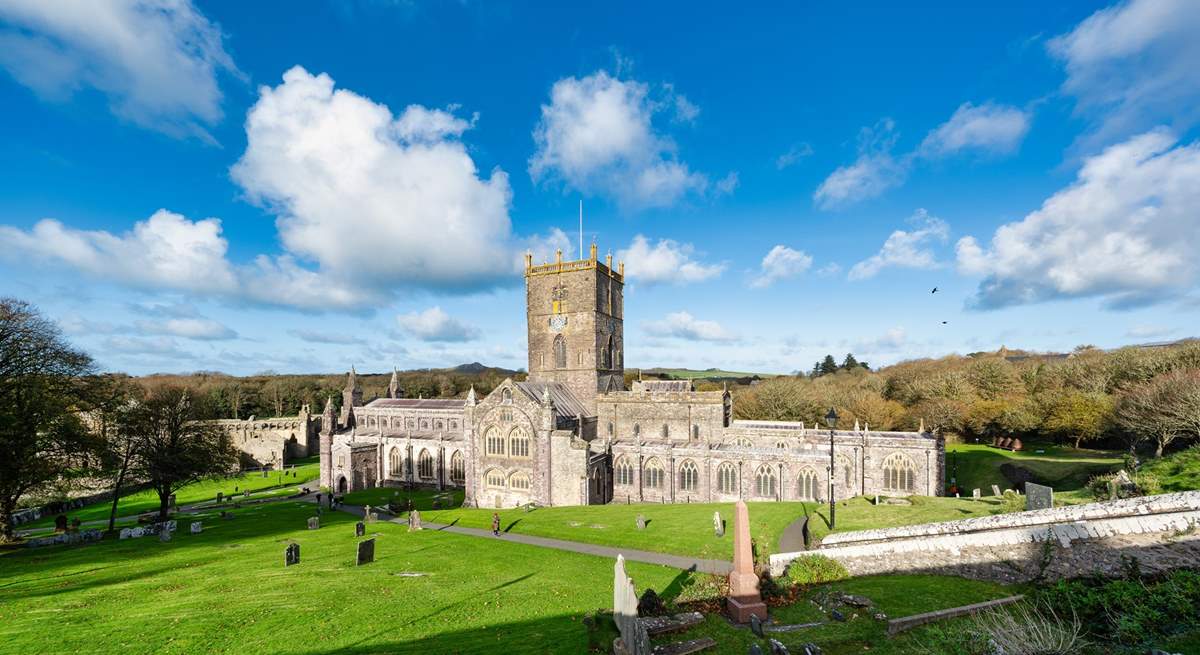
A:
[
  {"left": 1033, "top": 570, "right": 1200, "bottom": 649},
  {"left": 784, "top": 555, "right": 849, "bottom": 586},
  {"left": 971, "top": 601, "right": 1085, "bottom": 655},
  {"left": 1001, "top": 488, "right": 1025, "bottom": 513}
]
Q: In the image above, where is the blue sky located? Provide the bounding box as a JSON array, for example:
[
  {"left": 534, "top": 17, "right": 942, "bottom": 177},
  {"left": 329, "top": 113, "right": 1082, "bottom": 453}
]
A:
[{"left": 1, "top": 0, "right": 1198, "bottom": 376}]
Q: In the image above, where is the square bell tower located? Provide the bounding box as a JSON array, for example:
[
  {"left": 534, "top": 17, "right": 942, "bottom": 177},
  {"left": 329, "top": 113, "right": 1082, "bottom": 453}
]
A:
[{"left": 525, "top": 243, "right": 624, "bottom": 413}]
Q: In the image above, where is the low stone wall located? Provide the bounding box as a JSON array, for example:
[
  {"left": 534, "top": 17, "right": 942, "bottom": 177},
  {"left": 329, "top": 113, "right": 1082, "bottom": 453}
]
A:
[{"left": 770, "top": 491, "right": 1200, "bottom": 583}]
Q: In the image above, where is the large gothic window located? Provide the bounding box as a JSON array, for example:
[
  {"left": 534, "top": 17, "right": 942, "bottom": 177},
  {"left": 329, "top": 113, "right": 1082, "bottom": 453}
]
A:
[
  {"left": 614, "top": 457, "right": 634, "bottom": 486},
  {"left": 755, "top": 465, "right": 777, "bottom": 498},
  {"left": 509, "top": 471, "right": 531, "bottom": 491},
  {"left": 485, "top": 468, "right": 505, "bottom": 488},
  {"left": 678, "top": 460, "right": 698, "bottom": 492},
  {"left": 389, "top": 447, "right": 403, "bottom": 477},
  {"left": 553, "top": 334, "right": 567, "bottom": 369},
  {"left": 485, "top": 427, "right": 505, "bottom": 456},
  {"left": 643, "top": 458, "right": 664, "bottom": 489},
  {"left": 717, "top": 462, "right": 738, "bottom": 494},
  {"left": 797, "top": 467, "right": 818, "bottom": 501},
  {"left": 882, "top": 453, "right": 916, "bottom": 492},
  {"left": 450, "top": 451, "right": 465, "bottom": 484},
  {"left": 418, "top": 450, "right": 434, "bottom": 480},
  {"left": 509, "top": 427, "right": 530, "bottom": 458}
]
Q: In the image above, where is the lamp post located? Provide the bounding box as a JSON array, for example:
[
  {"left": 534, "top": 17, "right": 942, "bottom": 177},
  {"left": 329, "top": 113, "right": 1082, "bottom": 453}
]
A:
[{"left": 825, "top": 407, "right": 839, "bottom": 530}]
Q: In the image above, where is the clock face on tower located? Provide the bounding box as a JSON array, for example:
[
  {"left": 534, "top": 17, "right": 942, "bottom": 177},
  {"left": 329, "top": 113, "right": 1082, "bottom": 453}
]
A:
[{"left": 548, "top": 315, "right": 567, "bottom": 332}]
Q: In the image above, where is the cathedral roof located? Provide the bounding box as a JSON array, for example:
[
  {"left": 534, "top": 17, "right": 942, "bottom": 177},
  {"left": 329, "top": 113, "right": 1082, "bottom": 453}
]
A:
[
  {"left": 515, "top": 380, "right": 591, "bottom": 419},
  {"left": 364, "top": 398, "right": 465, "bottom": 410}
]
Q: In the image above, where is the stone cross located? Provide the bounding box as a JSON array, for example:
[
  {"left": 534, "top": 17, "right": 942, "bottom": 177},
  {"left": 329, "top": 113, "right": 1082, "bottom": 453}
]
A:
[
  {"left": 972, "top": 488, "right": 981, "bottom": 501},
  {"left": 991, "top": 484, "right": 1002, "bottom": 497},
  {"left": 612, "top": 554, "right": 650, "bottom": 655},
  {"left": 190, "top": 522, "right": 202, "bottom": 534},
  {"left": 713, "top": 511, "right": 724, "bottom": 537},
  {"left": 636, "top": 514, "right": 646, "bottom": 530},
  {"left": 307, "top": 517, "right": 320, "bottom": 530},
  {"left": 356, "top": 538, "right": 375, "bottom": 566},
  {"left": 284, "top": 543, "right": 300, "bottom": 566},
  {"left": 355, "top": 521, "right": 365, "bottom": 537},
  {"left": 726, "top": 500, "right": 768, "bottom": 623},
  {"left": 364, "top": 505, "right": 373, "bottom": 523}
]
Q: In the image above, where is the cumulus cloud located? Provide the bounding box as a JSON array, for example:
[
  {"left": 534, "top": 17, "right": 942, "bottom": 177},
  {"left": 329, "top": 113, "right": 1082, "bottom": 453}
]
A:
[
  {"left": 0, "top": 209, "right": 237, "bottom": 294},
  {"left": 1048, "top": 0, "right": 1200, "bottom": 147},
  {"left": 0, "top": 0, "right": 239, "bottom": 139},
  {"left": 643, "top": 311, "right": 737, "bottom": 342},
  {"left": 956, "top": 130, "right": 1200, "bottom": 310},
  {"left": 750, "top": 245, "right": 813, "bottom": 288},
  {"left": 134, "top": 317, "right": 237, "bottom": 340},
  {"left": 617, "top": 235, "right": 724, "bottom": 286},
  {"left": 848, "top": 210, "right": 950, "bottom": 280},
  {"left": 529, "top": 70, "right": 710, "bottom": 209},
  {"left": 919, "top": 102, "right": 1031, "bottom": 157},
  {"left": 813, "top": 119, "right": 908, "bottom": 209},
  {"left": 396, "top": 307, "right": 480, "bottom": 342}
]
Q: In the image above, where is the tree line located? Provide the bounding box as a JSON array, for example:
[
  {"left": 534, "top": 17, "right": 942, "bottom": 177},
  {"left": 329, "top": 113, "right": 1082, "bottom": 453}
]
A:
[{"left": 736, "top": 343, "right": 1200, "bottom": 458}]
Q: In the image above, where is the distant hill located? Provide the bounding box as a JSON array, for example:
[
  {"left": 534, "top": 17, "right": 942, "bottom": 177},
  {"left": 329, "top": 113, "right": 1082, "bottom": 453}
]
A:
[{"left": 639, "top": 367, "right": 780, "bottom": 381}]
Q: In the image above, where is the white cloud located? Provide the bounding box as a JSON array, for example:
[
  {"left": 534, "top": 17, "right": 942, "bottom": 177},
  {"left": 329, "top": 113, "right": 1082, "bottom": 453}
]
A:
[
  {"left": 135, "top": 317, "right": 236, "bottom": 340},
  {"left": 1125, "top": 325, "right": 1175, "bottom": 340},
  {"left": 102, "top": 335, "right": 190, "bottom": 358},
  {"left": 750, "top": 245, "right": 813, "bottom": 288},
  {"left": 848, "top": 209, "right": 949, "bottom": 280},
  {"left": 919, "top": 102, "right": 1031, "bottom": 157},
  {"left": 396, "top": 307, "right": 480, "bottom": 342},
  {"left": 672, "top": 93, "right": 700, "bottom": 123},
  {"left": 816, "top": 263, "right": 842, "bottom": 277},
  {"left": 776, "top": 142, "right": 814, "bottom": 169},
  {"left": 1048, "top": 0, "right": 1200, "bottom": 147},
  {"left": 0, "top": 0, "right": 239, "bottom": 139},
  {"left": 288, "top": 329, "right": 366, "bottom": 345},
  {"left": 617, "top": 235, "right": 724, "bottom": 286},
  {"left": 856, "top": 326, "right": 908, "bottom": 353},
  {"left": 956, "top": 130, "right": 1200, "bottom": 309},
  {"left": 529, "top": 70, "right": 710, "bottom": 209},
  {"left": 0, "top": 209, "right": 237, "bottom": 294},
  {"left": 393, "top": 104, "right": 476, "bottom": 142},
  {"left": 813, "top": 119, "right": 908, "bottom": 209},
  {"left": 714, "top": 172, "right": 739, "bottom": 196},
  {"left": 643, "top": 311, "right": 737, "bottom": 342}
]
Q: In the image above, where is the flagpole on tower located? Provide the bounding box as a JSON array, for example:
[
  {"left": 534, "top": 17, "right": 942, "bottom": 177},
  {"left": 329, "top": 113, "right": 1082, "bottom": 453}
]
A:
[{"left": 578, "top": 199, "right": 583, "bottom": 260}]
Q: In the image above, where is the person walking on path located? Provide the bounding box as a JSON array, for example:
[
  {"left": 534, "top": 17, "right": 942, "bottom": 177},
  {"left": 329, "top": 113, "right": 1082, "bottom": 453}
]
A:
[{"left": 491, "top": 513, "right": 501, "bottom": 536}]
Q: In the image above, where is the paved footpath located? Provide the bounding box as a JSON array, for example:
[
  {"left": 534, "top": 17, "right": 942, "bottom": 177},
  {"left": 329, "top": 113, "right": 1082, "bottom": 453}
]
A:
[{"left": 333, "top": 502, "right": 733, "bottom": 576}]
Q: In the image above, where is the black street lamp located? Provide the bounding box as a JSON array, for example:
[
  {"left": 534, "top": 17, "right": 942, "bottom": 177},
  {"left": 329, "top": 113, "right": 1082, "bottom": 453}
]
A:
[{"left": 825, "top": 407, "right": 839, "bottom": 530}]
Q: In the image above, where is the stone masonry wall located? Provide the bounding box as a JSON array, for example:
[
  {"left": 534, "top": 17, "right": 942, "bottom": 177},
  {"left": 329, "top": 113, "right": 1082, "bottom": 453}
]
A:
[{"left": 770, "top": 491, "right": 1200, "bottom": 583}]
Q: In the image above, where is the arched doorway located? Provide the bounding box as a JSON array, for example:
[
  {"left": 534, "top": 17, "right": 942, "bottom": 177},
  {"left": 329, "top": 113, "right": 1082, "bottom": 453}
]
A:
[{"left": 337, "top": 476, "right": 348, "bottom": 493}]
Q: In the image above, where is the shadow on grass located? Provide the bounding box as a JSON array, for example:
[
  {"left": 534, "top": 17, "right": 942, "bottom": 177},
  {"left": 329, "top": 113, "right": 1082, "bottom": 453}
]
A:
[{"left": 503, "top": 519, "right": 522, "bottom": 533}]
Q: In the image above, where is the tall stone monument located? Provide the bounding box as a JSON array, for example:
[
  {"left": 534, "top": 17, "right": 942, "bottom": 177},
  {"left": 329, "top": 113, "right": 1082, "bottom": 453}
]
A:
[
  {"left": 612, "top": 554, "right": 650, "bottom": 655},
  {"left": 726, "top": 500, "right": 768, "bottom": 623}
]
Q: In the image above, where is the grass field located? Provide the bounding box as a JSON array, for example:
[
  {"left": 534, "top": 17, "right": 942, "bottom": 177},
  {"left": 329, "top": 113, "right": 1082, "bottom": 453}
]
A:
[
  {"left": 1141, "top": 445, "right": 1200, "bottom": 492},
  {"left": 22, "top": 457, "right": 320, "bottom": 530},
  {"left": 341, "top": 487, "right": 465, "bottom": 511},
  {"left": 946, "top": 441, "right": 1120, "bottom": 497}
]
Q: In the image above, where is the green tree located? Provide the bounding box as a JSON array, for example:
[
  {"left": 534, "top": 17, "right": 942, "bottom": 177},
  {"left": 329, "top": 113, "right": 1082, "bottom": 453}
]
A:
[
  {"left": 0, "top": 299, "right": 96, "bottom": 542},
  {"left": 819, "top": 355, "right": 839, "bottom": 377},
  {"left": 1115, "top": 371, "right": 1195, "bottom": 458},
  {"left": 841, "top": 353, "right": 859, "bottom": 370},
  {"left": 1045, "top": 391, "right": 1113, "bottom": 449}
]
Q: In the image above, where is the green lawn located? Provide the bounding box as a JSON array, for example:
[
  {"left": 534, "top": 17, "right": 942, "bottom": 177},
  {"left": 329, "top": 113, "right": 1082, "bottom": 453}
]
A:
[
  {"left": 1140, "top": 444, "right": 1200, "bottom": 492},
  {"left": 946, "top": 442, "right": 1120, "bottom": 496},
  {"left": 341, "top": 487, "right": 465, "bottom": 511},
  {"left": 22, "top": 457, "right": 320, "bottom": 530},
  {"left": 0, "top": 501, "right": 686, "bottom": 655}
]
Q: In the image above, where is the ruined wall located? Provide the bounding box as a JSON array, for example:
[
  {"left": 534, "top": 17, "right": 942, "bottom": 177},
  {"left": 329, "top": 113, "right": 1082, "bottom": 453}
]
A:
[
  {"left": 770, "top": 491, "right": 1200, "bottom": 583},
  {"left": 215, "top": 413, "right": 318, "bottom": 467}
]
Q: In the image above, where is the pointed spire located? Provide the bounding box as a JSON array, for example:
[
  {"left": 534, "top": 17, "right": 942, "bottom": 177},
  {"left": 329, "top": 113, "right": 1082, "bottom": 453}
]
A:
[
  {"left": 542, "top": 385, "right": 552, "bottom": 405},
  {"left": 466, "top": 386, "right": 476, "bottom": 405},
  {"left": 864, "top": 422, "right": 870, "bottom": 433},
  {"left": 388, "top": 367, "right": 403, "bottom": 399},
  {"left": 854, "top": 419, "right": 860, "bottom": 432},
  {"left": 919, "top": 418, "right": 926, "bottom": 433}
]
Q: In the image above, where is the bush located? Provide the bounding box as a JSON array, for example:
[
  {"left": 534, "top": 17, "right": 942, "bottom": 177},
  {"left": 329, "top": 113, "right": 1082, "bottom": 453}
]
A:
[
  {"left": 1086, "top": 472, "right": 1162, "bottom": 501},
  {"left": 784, "top": 555, "right": 849, "bottom": 586},
  {"left": 972, "top": 601, "right": 1085, "bottom": 655},
  {"left": 1001, "top": 488, "right": 1025, "bottom": 513},
  {"left": 1033, "top": 570, "right": 1200, "bottom": 649}
]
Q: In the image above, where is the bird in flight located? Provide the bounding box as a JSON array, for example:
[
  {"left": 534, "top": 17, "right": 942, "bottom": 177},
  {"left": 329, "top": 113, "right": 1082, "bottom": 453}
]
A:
[
  {"left": 941, "top": 321, "right": 948, "bottom": 325},
  {"left": 931, "top": 287, "right": 938, "bottom": 294}
]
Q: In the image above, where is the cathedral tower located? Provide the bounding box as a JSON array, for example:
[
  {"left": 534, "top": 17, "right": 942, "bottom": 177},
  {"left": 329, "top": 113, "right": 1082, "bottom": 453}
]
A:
[
  {"left": 339, "top": 367, "right": 362, "bottom": 428},
  {"left": 525, "top": 243, "right": 624, "bottom": 413}
]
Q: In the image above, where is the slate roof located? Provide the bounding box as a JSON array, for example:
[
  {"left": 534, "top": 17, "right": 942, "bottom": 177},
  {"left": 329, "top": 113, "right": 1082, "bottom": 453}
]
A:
[
  {"left": 364, "top": 398, "right": 465, "bottom": 410},
  {"left": 515, "top": 380, "right": 591, "bottom": 420}
]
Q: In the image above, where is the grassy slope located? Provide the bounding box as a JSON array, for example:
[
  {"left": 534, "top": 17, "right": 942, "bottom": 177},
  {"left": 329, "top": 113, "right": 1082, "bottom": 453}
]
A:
[
  {"left": 1140, "top": 445, "right": 1200, "bottom": 492},
  {"left": 24, "top": 458, "right": 320, "bottom": 530},
  {"left": 946, "top": 442, "right": 1120, "bottom": 499},
  {"left": 341, "top": 487, "right": 465, "bottom": 511},
  {"left": 0, "top": 501, "right": 685, "bottom": 655}
]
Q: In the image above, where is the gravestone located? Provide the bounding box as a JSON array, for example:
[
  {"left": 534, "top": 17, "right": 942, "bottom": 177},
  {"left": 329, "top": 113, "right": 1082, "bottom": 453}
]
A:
[
  {"left": 307, "top": 517, "right": 319, "bottom": 530},
  {"left": 874, "top": 494, "right": 880, "bottom": 505},
  {"left": 54, "top": 514, "right": 68, "bottom": 533},
  {"left": 409, "top": 510, "right": 422, "bottom": 531},
  {"left": 355, "top": 521, "right": 365, "bottom": 537},
  {"left": 1025, "top": 483, "right": 1053, "bottom": 510},
  {"left": 768, "top": 639, "right": 790, "bottom": 655},
  {"left": 364, "top": 505, "right": 372, "bottom": 523},
  {"left": 190, "top": 521, "right": 202, "bottom": 534},
  {"left": 284, "top": 542, "right": 300, "bottom": 567},
  {"left": 750, "top": 613, "right": 764, "bottom": 638},
  {"left": 972, "top": 488, "right": 981, "bottom": 501},
  {"left": 636, "top": 514, "right": 646, "bottom": 530},
  {"left": 612, "top": 554, "right": 651, "bottom": 655},
  {"left": 726, "top": 500, "right": 768, "bottom": 623},
  {"left": 991, "top": 484, "right": 1002, "bottom": 497},
  {"left": 159, "top": 529, "right": 172, "bottom": 543},
  {"left": 216, "top": 492, "right": 223, "bottom": 503},
  {"left": 356, "top": 538, "right": 375, "bottom": 566},
  {"left": 243, "top": 490, "right": 250, "bottom": 498},
  {"left": 749, "top": 645, "right": 764, "bottom": 655},
  {"left": 713, "top": 511, "right": 724, "bottom": 537}
]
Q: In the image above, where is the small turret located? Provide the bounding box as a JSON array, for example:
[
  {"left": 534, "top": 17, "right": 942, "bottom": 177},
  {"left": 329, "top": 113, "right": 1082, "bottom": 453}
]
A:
[
  {"left": 320, "top": 396, "right": 336, "bottom": 435},
  {"left": 340, "top": 366, "right": 362, "bottom": 429},
  {"left": 387, "top": 367, "right": 404, "bottom": 399},
  {"left": 465, "top": 386, "right": 477, "bottom": 406}
]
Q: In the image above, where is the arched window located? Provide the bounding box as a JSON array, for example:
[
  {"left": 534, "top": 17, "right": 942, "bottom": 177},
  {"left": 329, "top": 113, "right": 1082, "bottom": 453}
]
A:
[
  {"left": 553, "top": 334, "right": 567, "bottom": 369},
  {"left": 502, "top": 388, "right": 512, "bottom": 403},
  {"left": 607, "top": 421, "right": 614, "bottom": 436},
  {"left": 797, "top": 467, "right": 819, "bottom": 501},
  {"left": 643, "top": 458, "right": 664, "bottom": 489},
  {"left": 614, "top": 457, "right": 634, "bottom": 486},
  {"left": 633, "top": 424, "right": 640, "bottom": 437},
  {"left": 389, "top": 447, "right": 403, "bottom": 476},
  {"left": 661, "top": 424, "right": 669, "bottom": 439},
  {"left": 450, "top": 420, "right": 458, "bottom": 430},
  {"left": 602, "top": 335, "right": 612, "bottom": 368},
  {"left": 755, "top": 465, "right": 777, "bottom": 497},
  {"left": 735, "top": 438, "right": 754, "bottom": 448},
  {"left": 509, "top": 471, "right": 530, "bottom": 491},
  {"left": 509, "top": 427, "right": 530, "bottom": 458},
  {"left": 678, "top": 460, "right": 698, "bottom": 492},
  {"left": 717, "top": 462, "right": 738, "bottom": 494},
  {"left": 418, "top": 450, "right": 434, "bottom": 479},
  {"left": 692, "top": 425, "right": 700, "bottom": 440},
  {"left": 882, "top": 453, "right": 916, "bottom": 492},
  {"left": 838, "top": 455, "right": 854, "bottom": 489},
  {"left": 435, "top": 419, "right": 444, "bottom": 430},
  {"left": 450, "top": 451, "right": 465, "bottom": 484},
  {"left": 485, "top": 427, "right": 505, "bottom": 456},
  {"left": 776, "top": 441, "right": 789, "bottom": 450},
  {"left": 407, "top": 418, "right": 415, "bottom": 430},
  {"left": 420, "top": 419, "right": 429, "bottom": 430},
  {"left": 367, "top": 416, "right": 376, "bottom": 428},
  {"left": 500, "top": 409, "right": 513, "bottom": 422},
  {"left": 485, "top": 469, "right": 505, "bottom": 488},
  {"left": 609, "top": 337, "right": 617, "bottom": 370}
]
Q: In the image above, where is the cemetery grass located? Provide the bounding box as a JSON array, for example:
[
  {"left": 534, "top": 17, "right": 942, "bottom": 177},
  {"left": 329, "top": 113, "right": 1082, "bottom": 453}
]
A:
[
  {"left": 0, "top": 500, "right": 688, "bottom": 655},
  {"left": 21, "top": 457, "right": 320, "bottom": 531},
  {"left": 946, "top": 442, "right": 1121, "bottom": 497},
  {"left": 1139, "top": 444, "right": 1200, "bottom": 492},
  {"left": 341, "top": 486, "right": 465, "bottom": 511}
]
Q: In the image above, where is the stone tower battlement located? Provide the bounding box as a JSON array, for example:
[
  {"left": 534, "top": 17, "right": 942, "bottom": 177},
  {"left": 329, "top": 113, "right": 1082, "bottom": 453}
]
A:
[{"left": 525, "top": 244, "right": 624, "bottom": 414}]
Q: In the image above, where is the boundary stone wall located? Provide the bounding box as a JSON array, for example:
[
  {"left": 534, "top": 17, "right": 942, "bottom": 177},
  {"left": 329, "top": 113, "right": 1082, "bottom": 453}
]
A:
[{"left": 770, "top": 491, "right": 1200, "bottom": 583}]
